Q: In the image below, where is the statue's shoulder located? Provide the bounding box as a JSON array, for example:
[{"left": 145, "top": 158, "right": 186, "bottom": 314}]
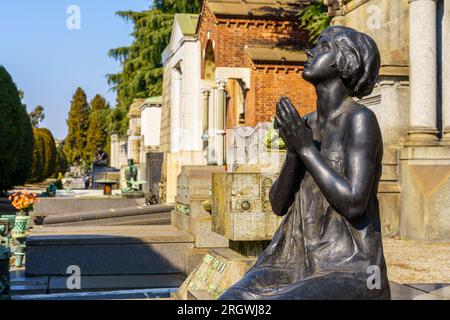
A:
[
  {"left": 346, "top": 104, "right": 381, "bottom": 139},
  {"left": 347, "top": 104, "right": 378, "bottom": 125}
]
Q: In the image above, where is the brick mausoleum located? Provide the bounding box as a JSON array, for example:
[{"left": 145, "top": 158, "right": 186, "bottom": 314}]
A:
[
  {"left": 198, "top": 0, "right": 316, "bottom": 128},
  {"left": 159, "top": 0, "right": 317, "bottom": 202}
]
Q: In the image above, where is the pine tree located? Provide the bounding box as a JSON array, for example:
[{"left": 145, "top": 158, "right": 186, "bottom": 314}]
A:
[
  {"left": 0, "top": 66, "right": 34, "bottom": 192},
  {"left": 64, "top": 87, "right": 91, "bottom": 164},
  {"left": 29, "top": 105, "right": 45, "bottom": 128},
  {"left": 107, "top": 0, "right": 202, "bottom": 135},
  {"left": 298, "top": 0, "right": 332, "bottom": 43},
  {"left": 86, "top": 94, "right": 110, "bottom": 162}
]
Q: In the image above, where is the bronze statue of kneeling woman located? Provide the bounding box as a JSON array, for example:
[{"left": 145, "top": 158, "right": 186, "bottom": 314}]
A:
[{"left": 220, "top": 26, "right": 391, "bottom": 300}]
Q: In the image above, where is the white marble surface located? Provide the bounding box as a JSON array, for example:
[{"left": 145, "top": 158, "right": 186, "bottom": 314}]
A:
[{"left": 409, "top": 0, "right": 438, "bottom": 131}]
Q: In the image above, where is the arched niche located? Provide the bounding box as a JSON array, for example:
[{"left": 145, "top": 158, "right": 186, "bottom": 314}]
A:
[
  {"left": 226, "top": 78, "right": 247, "bottom": 128},
  {"left": 203, "top": 40, "right": 216, "bottom": 81}
]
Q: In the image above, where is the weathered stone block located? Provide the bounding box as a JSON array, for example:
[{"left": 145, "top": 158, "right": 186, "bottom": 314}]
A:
[
  {"left": 212, "top": 172, "right": 283, "bottom": 241},
  {"left": 172, "top": 210, "right": 229, "bottom": 248},
  {"left": 175, "top": 248, "right": 256, "bottom": 300},
  {"left": 190, "top": 214, "right": 229, "bottom": 248},
  {"left": 184, "top": 248, "right": 209, "bottom": 275},
  {"left": 399, "top": 146, "right": 450, "bottom": 241},
  {"left": 378, "top": 182, "right": 401, "bottom": 237},
  {"left": 176, "top": 166, "right": 225, "bottom": 207},
  {"left": 171, "top": 210, "right": 190, "bottom": 233}
]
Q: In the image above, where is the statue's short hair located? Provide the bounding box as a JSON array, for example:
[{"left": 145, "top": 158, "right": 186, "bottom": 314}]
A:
[{"left": 320, "top": 26, "right": 381, "bottom": 99}]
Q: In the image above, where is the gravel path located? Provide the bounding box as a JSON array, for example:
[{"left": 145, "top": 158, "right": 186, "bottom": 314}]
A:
[{"left": 383, "top": 238, "right": 450, "bottom": 284}]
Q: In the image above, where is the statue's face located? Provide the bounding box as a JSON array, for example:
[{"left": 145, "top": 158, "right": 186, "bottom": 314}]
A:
[{"left": 302, "top": 34, "right": 339, "bottom": 85}]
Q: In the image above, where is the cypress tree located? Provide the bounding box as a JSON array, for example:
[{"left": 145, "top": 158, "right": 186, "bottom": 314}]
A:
[
  {"left": 0, "top": 65, "right": 33, "bottom": 192},
  {"left": 86, "top": 94, "right": 110, "bottom": 162},
  {"left": 39, "top": 128, "right": 57, "bottom": 179},
  {"left": 55, "top": 144, "right": 68, "bottom": 177},
  {"left": 30, "top": 129, "right": 45, "bottom": 182},
  {"left": 64, "top": 87, "right": 91, "bottom": 164},
  {"left": 14, "top": 105, "right": 34, "bottom": 185},
  {"left": 30, "top": 128, "right": 57, "bottom": 182}
]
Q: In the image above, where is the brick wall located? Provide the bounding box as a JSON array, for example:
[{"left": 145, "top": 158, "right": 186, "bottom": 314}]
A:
[
  {"left": 247, "top": 66, "right": 316, "bottom": 126},
  {"left": 198, "top": 6, "right": 309, "bottom": 71},
  {"left": 198, "top": 1, "right": 317, "bottom": 126}
]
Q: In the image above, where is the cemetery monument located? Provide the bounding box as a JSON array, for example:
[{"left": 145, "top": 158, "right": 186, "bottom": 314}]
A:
[{"left": 219, "top": 26, "right": 391, "bottom": 300}]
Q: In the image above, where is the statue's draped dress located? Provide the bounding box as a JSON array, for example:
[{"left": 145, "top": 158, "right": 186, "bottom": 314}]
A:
[{"left": 219, "top": 146, "right": 391, "bottom": 300}]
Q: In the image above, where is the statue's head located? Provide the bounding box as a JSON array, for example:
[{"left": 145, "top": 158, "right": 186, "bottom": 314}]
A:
[
  {"left": 302, "top": 26, "right": 380, "bottom": 99},
  {"left": 127, "top": 159, "right": 134, "bottom": 166}
]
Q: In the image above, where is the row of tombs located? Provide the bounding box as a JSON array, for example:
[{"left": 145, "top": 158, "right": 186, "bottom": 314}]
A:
[
  {"left": 165, "top": 124, "right": 290, "bottom": 299},
  {"left": 171, "top": 162, "right": 284, "bottom": 300},
  {"left": 164, "top": 122, "right": 446, "bottom": 300}
]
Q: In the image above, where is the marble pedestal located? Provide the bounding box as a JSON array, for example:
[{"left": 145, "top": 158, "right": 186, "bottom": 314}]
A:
[{"left": 399, "top": 146, "right": 450, "bottom": 241}]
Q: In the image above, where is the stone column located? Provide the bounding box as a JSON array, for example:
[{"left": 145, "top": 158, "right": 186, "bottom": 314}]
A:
[
  {"left": 201, "top": 89, "right": 210, "bottom": 136},
  {"left": 110, "top": 134, "right": 119, "bottom": 169},
  {"left": 201, "top": 89, "right": 211, "bottom": 164},
  {"left": 216, "top": 80, "right": 227, "bottom": 166},
  {"left": 171, "top": 68, "right": 182, "bottom": 153},
  {"left": 119, "top": 137, "right": 128, "bottom": 168},
  {"left": 408, "top": 0, "right": 439, "bottom": 143},
  {"left": 442, "top": 1, "right": 450, "bottom": 141}
]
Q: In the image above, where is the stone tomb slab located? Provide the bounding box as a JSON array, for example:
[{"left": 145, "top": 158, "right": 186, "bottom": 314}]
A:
[
  {"left": 26, "top": 225, "right": 194, "bottom": 276},
  {"left": 48, "top": 274, "right": 186, "bottom": 294}
]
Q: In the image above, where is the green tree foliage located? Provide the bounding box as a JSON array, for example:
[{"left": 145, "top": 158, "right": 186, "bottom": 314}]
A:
[
  {"left": 30, "top": 128, "right": 57, "bottom": 182},
  {"left": 29, "top": 105, "right": 45, "bottom": 128},
  {"left": 107, "top": 0, "right": 202, "bottom": 135},
  {"left": 55, "top": 144, "right": 68, "bottom": 177},
  {"left": 298, "top": 0, "right": 332, "bottom": 43},
  {"left": 30, "top": 129, "right": 44, "bottom": 182},
  {"left": 153, "top": 0, "right": 202, "bottom": 13},
  {"left": 0, "top": 66, "right": 34, "bottom": 192},
  {"left": 64, "top": 87, "right": 91, "bottom": 164},
  {"left": 86, "top": 94, "right": 111, "bottom": 162},
  {"left": 14, "top": 103, "right": 34, "bottom": 185},
  {"left": 39, "top": 128, "right": 57, "bottom": 179}
]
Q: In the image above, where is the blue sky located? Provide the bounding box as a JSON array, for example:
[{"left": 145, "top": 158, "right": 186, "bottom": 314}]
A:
[{"left": 0, "top": 0, "right": 152, "bottom": 139}]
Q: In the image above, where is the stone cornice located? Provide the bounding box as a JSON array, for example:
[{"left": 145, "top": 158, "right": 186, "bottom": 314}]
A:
[{"left": 215, "top": 19, "right": 296, "bottom": 29}]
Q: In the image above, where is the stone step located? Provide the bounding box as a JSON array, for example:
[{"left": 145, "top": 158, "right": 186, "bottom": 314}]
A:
[
  {"left": 25, "top": 225, "right": 194, "bottom": 277},
  {"left": 33, "top": 197, "right": 147, "bottom": 216},
  {"left": 44, "top": 211, "right": 171, "bottom": 227},
  {"left": 41, "top": 204, "right": 173, "bottom": 226},
  {"left": 10, "top": 269, "right": 184, "bottom": 296},
  {"left": 43, "top": 204, "right": 173, "bottom": 223},
  {"left": 12, "top": 288, "right": 178, "bottom": 300}
]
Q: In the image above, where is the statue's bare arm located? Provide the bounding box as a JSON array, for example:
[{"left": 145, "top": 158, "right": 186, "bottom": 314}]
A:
[{"left": 275, "top": 97, "right": 381, "bottom": 221}]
